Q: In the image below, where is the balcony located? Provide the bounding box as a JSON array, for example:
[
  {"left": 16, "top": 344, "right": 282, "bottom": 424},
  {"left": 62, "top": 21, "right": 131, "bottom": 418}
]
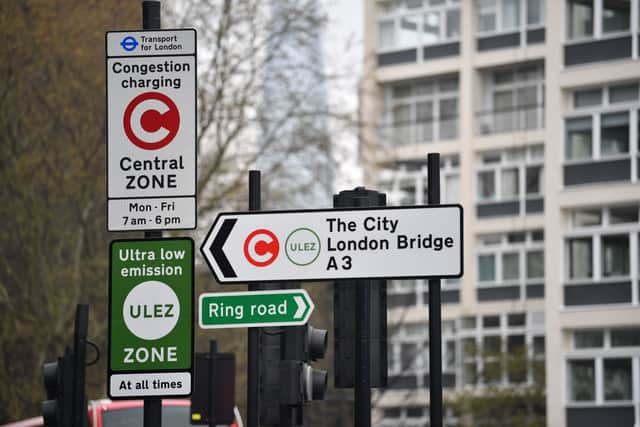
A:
[
  {"left": 379, "top": 116, "right": 459, "bottom": 146},
  {"left": 476, "top": 104, "right": 545, "bottom": 135}
]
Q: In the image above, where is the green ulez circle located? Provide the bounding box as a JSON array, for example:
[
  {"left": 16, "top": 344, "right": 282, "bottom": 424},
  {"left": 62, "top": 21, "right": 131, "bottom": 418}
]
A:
[{"left": 285, "top": 227, "right": 321, "bottom": 266}]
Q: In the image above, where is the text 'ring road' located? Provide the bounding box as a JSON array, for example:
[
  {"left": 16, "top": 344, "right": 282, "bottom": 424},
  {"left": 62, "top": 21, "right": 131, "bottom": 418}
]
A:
[{"left": 123, "top": 91, "right": 180, "bottom": 150}]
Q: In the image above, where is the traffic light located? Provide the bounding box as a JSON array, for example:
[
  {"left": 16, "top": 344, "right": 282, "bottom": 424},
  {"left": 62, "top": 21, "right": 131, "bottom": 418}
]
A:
[
  {"left": 281, "top": 324, "right": 328, "bottom": 403},
  {"left": 259, "top": 283, "right": 328, "bottom": 426},
  {"left": 41, "top": 305, "right": 89, "bottom": 427},
  {"left": 41, "top": 351, "right": 73, "bottom": 427},
  {"left": 190, "top": 340, "right": 236, "bottom": 426}
]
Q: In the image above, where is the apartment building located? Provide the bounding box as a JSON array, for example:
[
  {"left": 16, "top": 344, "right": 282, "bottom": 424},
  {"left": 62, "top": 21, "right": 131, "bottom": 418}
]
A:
[{"left": 361, "top": 1, "right": 640, "bottom": 426}]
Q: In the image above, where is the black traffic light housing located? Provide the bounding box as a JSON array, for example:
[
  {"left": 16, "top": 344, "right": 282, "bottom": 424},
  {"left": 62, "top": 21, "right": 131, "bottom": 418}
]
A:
[
  {"left": 333, "top": 188, "right": 388, "bottom": 389},
  {"left": 41, "top": 305, "right": 88, "bottom": 427},
  {"left": 42, "top": 352, "right": 73, "bottom": 426},
  {"left": 190, "top": 340, "right": 236, "bottom": 426},
  {"left": 259, "top": 283, "right": 328, "bottom": 426},
  {"left": 280, "top": 324, "right": 328, "bottom": 403}
]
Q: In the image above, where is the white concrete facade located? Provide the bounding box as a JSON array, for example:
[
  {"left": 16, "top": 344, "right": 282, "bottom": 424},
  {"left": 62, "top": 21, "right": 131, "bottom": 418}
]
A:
[{"left": 362, "top": 1, "right": 640, "bottom": 426}]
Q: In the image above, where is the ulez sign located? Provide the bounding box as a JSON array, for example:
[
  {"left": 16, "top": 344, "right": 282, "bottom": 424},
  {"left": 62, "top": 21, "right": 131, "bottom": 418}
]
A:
[
  {"left": 106, "top": 29, "right": 197, "bottom": 231},
  {"left": 108, "top": 238, "right": 194, "bottom": 399},
  {"left": 201, "top": 205, "right": 463, "bottom": 283},
  {"left": 199, "top": 289, "right": 314, "bottom": 329}
]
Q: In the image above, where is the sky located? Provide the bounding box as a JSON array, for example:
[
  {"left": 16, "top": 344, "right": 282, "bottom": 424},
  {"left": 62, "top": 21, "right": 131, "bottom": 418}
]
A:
[{"left": 322, "top": 0, "right": 365, "bottom": 191}]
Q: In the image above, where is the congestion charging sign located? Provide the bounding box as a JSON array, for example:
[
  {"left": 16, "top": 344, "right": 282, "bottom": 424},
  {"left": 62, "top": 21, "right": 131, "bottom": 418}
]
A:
[
  {"left": 108, "top": 238, "right": 194, "bottom": 399},
  {"left": 106, "top": 29, "right": 196, "bottom": 231},
  {"left": 201, "top": 205, "right": 463, "bottom": 283}
]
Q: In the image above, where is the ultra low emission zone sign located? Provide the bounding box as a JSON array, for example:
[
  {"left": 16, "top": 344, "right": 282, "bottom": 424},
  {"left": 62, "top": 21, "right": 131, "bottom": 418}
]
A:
[
  {"left": 109, "top": 238, "right": 194, "bottom": 399},
  {"left": 199, "top": 290, "right": 314, "bottom": 329},
  {"left": 106, "top": 29, "right": 197, "bottom": 231},
  {"left": 201, "top": 205, "right": 463, "bottom": 283}
]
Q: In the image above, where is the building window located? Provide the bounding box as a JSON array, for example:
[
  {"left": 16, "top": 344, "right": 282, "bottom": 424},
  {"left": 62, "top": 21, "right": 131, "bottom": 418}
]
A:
[
  {"left": 502, "top": 252, "right": 520, "bottom": 280},
  {"left": 566, "top": 0, "right": 631, "bottom": 41},
  {"left": 569, "top": 359, "right": 596, "bottom": 401},
  {"left": 602, "top": 0, "right": 630, "bottom": 33},
  {"left": 567, "top": 0, "right": 594, "bottom": 39},
  {"left": 574, "top": 88, "right": 602, "bottom": 108},
  {"left": 526, "top": 250, "right": 544, "bottom": 279},
  {"left": 568, "top": 237, "right": 593, "bottom": 279},
  {"left": 377, "top": 0, "right": 461, "bottom": 51},
  {"left": 478, "top": 63, "right": 545, "bottom": 135},
  {"left": 573, "top": 209, "right": 602, "bottom": 227},
  {"left": 477, "top": 229, "right": 544, "bottom": 292},
  {"left": 574, "top": 330, "right": 604, "bottom": 348},
  {"left": 478, "top": 254, "right": 497, "bottom": 281},
  {"left": 565, "top": 82, "right": 640, "bottom": 166},
  {"left": 378, "top": 155, "right": 460, "bottom": 207},
  {"left": 382, "top": 76, "right": 459, "bottom": 145},
  {"left": 475, "top": 145, "right": 544, "bottom": 214},
  {"left": 609, "top": 83, "right": 639, "bottom": 104},
  {"left": 601, "top": 234, "right": 629, "bottom": 277},
  {"left": 526, "top": 0, "right": 544, "bottom": 25},
  {"left": 572, "top": 83, "right": 640, "bottom": 110},
  {"left": 459, "top": 312, "right": 545, "bottom": 387},
  {"left": 476, "top": 0, "right": 545, "bottom": 34},
  {"left": 604, "top": 358, "right": 632, "bottom": 401},
  {"left": 565, "top": 205, "right": 639, "bottom": 286},
  {"left": 566, "top": 117, "right": 593, "bottom": 160},
  {"left": 600, "top": 112, "right": 629, "bottom": 156},
  {"left": 611, "top": 328, "right": 640, "bottom": 346},
  {"left": 568, "top": 328, "right": 640, "bottom": 406}
]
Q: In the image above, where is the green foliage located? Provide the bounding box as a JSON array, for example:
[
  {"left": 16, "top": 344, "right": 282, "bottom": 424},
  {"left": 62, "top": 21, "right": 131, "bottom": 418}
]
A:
[
  {"left": 0, "top": 1, "right": 138, "bottom": 422},
  {"left": 446, "top": 346, "right": 546, "bottom": 427}
]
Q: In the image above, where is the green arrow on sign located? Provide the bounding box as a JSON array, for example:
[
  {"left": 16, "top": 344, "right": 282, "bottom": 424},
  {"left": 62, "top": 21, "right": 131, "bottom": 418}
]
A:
[{"left": 199, "top": 289, "right": 314, "bottom": 329}]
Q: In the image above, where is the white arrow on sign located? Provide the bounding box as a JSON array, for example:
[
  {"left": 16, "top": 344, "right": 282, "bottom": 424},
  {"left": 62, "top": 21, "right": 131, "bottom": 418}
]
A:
[
  {"left": 201, "top": 205, "right": 463, "bottom": 284},
  {"left": 293, "top": 296, "right": 306, "bottom": 319}
]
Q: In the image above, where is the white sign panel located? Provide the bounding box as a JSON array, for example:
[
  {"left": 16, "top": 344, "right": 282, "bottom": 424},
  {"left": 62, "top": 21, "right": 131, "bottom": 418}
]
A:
[
  {"left": 201, "top": 205, "right": 463, "bottom": 283},
  {"left": 106, "top": 29, "right": 196, "bottom": 231},
  {"left": 109, "top": 372, "right": 191, "bottom": 398}
]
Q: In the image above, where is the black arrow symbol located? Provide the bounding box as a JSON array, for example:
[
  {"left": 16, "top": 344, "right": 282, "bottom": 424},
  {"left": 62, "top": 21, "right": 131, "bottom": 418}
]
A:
[{"left": 210, "top": 218, "right": 237, "bottom": 278}]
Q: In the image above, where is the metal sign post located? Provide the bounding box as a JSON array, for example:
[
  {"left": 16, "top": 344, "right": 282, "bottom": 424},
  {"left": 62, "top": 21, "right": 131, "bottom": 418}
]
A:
[
  {"left": 428, "top": 153, "right": 443, "bottom": 427},
  {"left": 247, "top": 170, "right": 261, "bottom": 427}
]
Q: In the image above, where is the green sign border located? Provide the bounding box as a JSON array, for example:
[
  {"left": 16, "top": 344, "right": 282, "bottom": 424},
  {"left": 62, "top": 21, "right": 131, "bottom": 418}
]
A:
[
  {"left": 108, "top": 237, "right": 194, "bottom": 399},
  {"left": 199, "top": 289, "right": 315, "bottom": 329}
]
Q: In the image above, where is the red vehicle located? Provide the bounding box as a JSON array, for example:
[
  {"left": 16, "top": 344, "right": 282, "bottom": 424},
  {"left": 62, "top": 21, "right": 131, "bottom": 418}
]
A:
[{"left": 2, "top": 400, "right": 239, "bottom": 427}]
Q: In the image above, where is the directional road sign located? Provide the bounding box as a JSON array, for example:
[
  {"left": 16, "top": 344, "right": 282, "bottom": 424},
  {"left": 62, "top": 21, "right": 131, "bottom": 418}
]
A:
[
  {"left": 199, "top": 289, "right": 314, "bottom": 329},
  {"left": 106, "top": 29, "right": 197, "bottom": 231},
  {"left": 201, "top": 205, "right": 463, "bottom": 283},
  {"left": 109, "top": 238, "right": 194, "bottom": 399}
]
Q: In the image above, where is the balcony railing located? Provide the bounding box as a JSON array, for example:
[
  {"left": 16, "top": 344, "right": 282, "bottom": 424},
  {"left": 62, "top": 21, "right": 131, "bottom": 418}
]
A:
[
  {"left": 379, "top": 116, "right": 459, "bottom": 146},
  {"left": 476, "top": 104, "right": 545, "bottom": 135}
]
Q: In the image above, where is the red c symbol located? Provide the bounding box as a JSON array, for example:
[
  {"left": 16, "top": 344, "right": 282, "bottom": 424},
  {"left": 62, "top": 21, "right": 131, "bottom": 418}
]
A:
[
  {"left": 123, "top": 92, "right": 180, "bottom": 150},
  {"left": 243, "top": 229, "right": 279, "bottom": 267}
]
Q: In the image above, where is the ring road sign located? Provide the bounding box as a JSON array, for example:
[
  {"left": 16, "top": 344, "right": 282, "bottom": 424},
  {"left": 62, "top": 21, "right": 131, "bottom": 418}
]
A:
[
  {"left": 109, "top": 238, "right": 194, "bottom": 399},
  {"left": 199, "top": 289, "right": 314, "bottom": 329},
  {"left": 106, "top": 29, "right": 197, "bottom": 231},
  {"left": 201, "top": 205, "right": 463, "bottom": 284}
]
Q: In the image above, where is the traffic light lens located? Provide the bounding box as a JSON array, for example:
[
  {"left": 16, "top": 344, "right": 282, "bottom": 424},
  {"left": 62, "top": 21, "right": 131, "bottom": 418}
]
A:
[
  {"left": 42, "top": 362, "right": 59, "bottom": 398},
  {"left": 41, "top": 399, "right": 58, "bottom": 425},
  {"left": 308, "top": 326, "right": 327, "bottom": 361},
  {"left": 311, "top": 368, "right": 328, "bottom": 400}
]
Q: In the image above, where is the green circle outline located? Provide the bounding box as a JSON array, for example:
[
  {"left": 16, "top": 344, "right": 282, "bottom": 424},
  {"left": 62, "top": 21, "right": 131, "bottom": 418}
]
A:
[{"left": 284, "top": 227, "right": 321, "bottom": 266}]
